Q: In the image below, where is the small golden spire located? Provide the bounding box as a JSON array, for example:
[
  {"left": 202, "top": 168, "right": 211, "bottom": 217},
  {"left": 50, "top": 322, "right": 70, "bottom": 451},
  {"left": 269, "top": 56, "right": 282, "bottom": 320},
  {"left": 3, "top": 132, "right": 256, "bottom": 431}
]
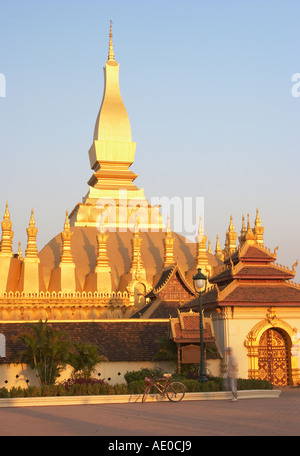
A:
[
  {"left": 96, "top": 229, "right": 110, "bottom": 271},
  {"left": 108, "top": 20, "right": 115, "bottom": 61},
  {"left": 0, "top": 203, "right": 13, "bottom": 257},
  {"left": 255, "top": 208, "right": 262, "bottom": 227},
  {"left": 197, "top": 215, "right": 204, "bottom": 243},
  {"left": 247, "top": 213, "right": 251, "bottom": 230},
  {"left": 229, "top": 214, "right": 235, "bottom": 232},
  {"left": 64, "top": 210, "right": 70, "bottom": 231},
  {"left": 29, "top": 208, "right": 36, "bottom": 227},
  {"left": 208, "top": 240, "right": 212, "bottom": 254},
  {"left": 60, "top": 210, "right": 74, "bottom": 265},
  {"left": 17, "top": 241, "right": 23, "bottom": 260},
  {"left": 239, "top": 214, "right": 247, "bottom": 246},
  {"left": 25, "top": 209, "right": 38, "bottom": 258},
  {"left": 3, "top": 202, "right": 10, "bottom": 221},
  {"left": 163, "top": 214, "right": 175, "bottom": 268},
  {"left": 253, "top": 208, "right": 264, "bottom": 245}
]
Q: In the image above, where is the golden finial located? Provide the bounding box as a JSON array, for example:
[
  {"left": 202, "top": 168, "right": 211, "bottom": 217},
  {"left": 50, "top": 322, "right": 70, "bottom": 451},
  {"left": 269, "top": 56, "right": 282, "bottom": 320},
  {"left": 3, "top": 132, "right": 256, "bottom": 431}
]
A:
[
  {"left": 108, "top": 20, "right": 115, "bottom": 61},
  {"left": 255, "top": 208, "right": 262, "bottom": 227},
  {"left": 25, "top": 209, "right": 38, "bottom": 258},
  {"left": 197, "top": 215, "right": 204, "bottom": 242},
  {"left": 241, "top": 214, "right": 246, "bottom": 233},
  {"left": 17, "top": 241, "right": 23, "bottom": 259},
  {"left": 29, "top": 208, "right": 35, "bottom": 227},
  {"left": 3, "top": 202, "right": 10, "bottom": 221},
  {"left": 247, "top": 213, "right": 251, "bottom": 229},
  {"left": 166, "top": 214, "right": 171, "bottom": 233},
  {"left": 64, "top": 210, "right": 70, "bottom": 231},
  {"left": 0, "top": 202, "right": 13, "bottom": 256},
  {"left": 208, "top": 240, "right": 212, "bottom": 254},
  {"left": 229, "top": 214, "right": 235, "bottom": 232}
]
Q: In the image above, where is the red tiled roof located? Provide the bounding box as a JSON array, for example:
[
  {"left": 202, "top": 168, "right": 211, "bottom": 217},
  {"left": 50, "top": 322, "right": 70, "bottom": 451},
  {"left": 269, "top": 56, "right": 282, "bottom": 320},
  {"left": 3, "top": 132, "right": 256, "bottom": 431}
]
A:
[
  {"left": 234, "top": 266, "right": 294, "bottom": 279},
  {"left": 222, "top": 284, "right": 300, "bottom": 304},
  {"left": 227, "top": 244, "right": 276, "bottom": 265},
  {"left": 169, "top": 312, "right": 215, "bottom": 343},
  {"left": 241, "top": 246, "right": 276, "bottom": 261},
  {"left": 0, "top": 321, "right": 170, "bottom": 364}
]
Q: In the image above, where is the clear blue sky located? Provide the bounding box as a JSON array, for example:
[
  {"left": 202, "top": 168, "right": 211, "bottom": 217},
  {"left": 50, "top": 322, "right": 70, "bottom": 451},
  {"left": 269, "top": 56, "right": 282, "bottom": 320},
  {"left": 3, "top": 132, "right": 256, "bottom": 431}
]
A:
[{"left": 0, "top": 0, "right": 299, "bottom": 281}]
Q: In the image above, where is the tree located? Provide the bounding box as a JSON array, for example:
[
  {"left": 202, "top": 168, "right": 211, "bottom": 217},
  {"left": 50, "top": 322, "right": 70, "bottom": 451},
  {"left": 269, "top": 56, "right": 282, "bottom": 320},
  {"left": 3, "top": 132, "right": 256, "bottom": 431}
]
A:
[
  {"left": 68, "top": 342, "right": 108, "bottom": 380},
  {"left": 16, "top": 320, "right": 71, "bottom": 386},
  {"left": 152, "top": 337, "right": 177, "bottom": 361}
]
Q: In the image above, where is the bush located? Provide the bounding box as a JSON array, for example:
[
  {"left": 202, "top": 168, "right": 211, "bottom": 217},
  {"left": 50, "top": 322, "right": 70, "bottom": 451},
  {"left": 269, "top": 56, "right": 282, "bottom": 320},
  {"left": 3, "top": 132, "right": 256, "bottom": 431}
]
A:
[
  {"left": 124, "top": 368, "right": 164, "bottom": 385},
  {"left": 0, "top": 387, "right": 9, "bottom": 398},
  {"left": 237, "top": 378, "right": 273, "bottom": 390},
  {"left": 127, "top": 380, "right": 145, "bottom": 394},
  {"left": 0, "top": 375, "right": 273, "bottom": 398}
]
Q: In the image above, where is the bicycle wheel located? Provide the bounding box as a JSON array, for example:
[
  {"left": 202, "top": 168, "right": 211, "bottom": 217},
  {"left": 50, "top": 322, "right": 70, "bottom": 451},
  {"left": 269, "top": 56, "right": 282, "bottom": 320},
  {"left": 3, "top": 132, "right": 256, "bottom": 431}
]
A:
[
  {"left": 166, "top": 382, "right": 186, "bottom": 402},
  {"left": 142, "top": 385, "right": 151, "bottom": 403}
]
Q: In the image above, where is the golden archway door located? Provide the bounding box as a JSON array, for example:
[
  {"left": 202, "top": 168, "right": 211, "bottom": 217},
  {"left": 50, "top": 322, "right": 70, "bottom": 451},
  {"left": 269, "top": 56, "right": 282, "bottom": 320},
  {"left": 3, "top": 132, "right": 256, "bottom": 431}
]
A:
[
  {"left": 245, "top": 310, "right": 300, "bottom": 386},
  {"left": 258, "top": 328, "right": 289, "bottom": 386}
]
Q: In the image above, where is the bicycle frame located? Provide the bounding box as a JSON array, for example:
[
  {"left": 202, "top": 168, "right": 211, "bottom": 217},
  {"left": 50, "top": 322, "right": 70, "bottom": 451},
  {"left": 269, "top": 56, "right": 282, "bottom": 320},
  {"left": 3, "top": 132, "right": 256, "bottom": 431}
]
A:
[
  {"left": 145, "top": 377, "right": 170, "bottom": 396},
  {"left": 142, "top": 373, "right": 186, "bottom": 403}
]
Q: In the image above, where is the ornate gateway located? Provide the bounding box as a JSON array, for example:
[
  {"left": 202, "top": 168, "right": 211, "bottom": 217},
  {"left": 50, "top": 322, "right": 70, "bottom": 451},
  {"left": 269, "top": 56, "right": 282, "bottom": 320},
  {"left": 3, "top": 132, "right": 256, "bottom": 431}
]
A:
[{"left": 258, "top": 328, "right": 289, "bottom": 386}]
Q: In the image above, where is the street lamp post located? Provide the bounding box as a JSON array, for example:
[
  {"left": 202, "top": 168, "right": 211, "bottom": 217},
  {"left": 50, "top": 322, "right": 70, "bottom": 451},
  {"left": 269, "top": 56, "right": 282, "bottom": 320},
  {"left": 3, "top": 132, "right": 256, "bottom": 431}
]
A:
[{"left": 192, "top": 267, "right": 208, "bottom": 382}]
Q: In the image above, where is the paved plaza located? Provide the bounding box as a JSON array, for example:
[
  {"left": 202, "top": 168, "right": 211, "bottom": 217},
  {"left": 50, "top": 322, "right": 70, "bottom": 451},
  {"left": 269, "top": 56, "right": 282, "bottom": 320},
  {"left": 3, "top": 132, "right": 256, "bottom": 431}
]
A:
[{"left": 0, "top": 388, "right": 299, "bottom": 437}]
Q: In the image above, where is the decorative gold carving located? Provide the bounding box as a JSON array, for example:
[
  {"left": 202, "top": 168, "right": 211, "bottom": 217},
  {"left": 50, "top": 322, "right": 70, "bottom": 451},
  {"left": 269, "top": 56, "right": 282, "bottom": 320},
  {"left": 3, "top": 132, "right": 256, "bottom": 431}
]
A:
[
  {"left": 292, "top": 259, "right": 298, "bottom": 274},
  {"left": 245, "top": 317, "right": 300, "bottom": 386}
]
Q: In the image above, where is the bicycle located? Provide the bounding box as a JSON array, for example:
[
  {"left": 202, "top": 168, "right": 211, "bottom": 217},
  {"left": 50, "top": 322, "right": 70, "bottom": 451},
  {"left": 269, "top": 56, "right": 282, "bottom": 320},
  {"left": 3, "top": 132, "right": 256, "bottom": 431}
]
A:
[{"left": 142, "top": 373, "right": 186, "bottom": 403}]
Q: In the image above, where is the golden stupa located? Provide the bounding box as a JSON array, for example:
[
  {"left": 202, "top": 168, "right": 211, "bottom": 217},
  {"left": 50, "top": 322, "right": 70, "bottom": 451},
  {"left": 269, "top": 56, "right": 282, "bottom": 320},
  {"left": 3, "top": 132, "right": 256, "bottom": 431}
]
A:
[{"left": 0, "top": 24, "right": 229, "bottom": 321}]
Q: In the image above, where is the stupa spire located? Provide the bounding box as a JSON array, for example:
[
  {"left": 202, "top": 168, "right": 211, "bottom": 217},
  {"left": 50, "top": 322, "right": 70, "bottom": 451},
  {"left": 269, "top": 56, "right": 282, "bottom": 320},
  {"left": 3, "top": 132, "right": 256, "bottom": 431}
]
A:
[
  {"left": 69, "top": 25, "right": 164, "bottom": 232},
  {"left": 195, "top": 216, "right": 209, "bottom": 272},
  {"left": 108, "top": 20, "right": 115, "bottom": 62},
  {"left": 253, "top": 208, "right": 264, "bottom": 245},
  {"left": 60, "top": 210, "right": 74, "bottom": 265},
  {"left": 25, "top": 209, "right": 38, "bottom": 258},
  {"left": 163, "top": 215, "right": 175, "bottom": 268},
  {"left": 239, "top": 214, "right": 247, "bottom": 246},
  {"left": 224, "top": 215, "right": 237, "bottom": 257},
  {"left": 0, "top": 203, "right": 13, "bottom": 257}
]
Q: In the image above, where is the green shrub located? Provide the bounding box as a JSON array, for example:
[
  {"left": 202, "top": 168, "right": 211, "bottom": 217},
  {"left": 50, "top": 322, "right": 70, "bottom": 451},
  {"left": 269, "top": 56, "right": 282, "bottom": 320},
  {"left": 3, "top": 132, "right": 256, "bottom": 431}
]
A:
[
  {"left": 127, "top": 380, "right": 145, "bottom": 394},
  {"left": 237, "top": 378, "right": 273, "bottom": 390},
  {"left": 0, "top": 387, "right": 9, "bottom": 398},
  {"left": 0, "top": 376, "right": 273, "bottom": 398},
  {"left": 10, "top": 387, "right": 26, "bottom": 398},
  {"left": 124, "top": 368, "right": 164, "bottom": 384}
]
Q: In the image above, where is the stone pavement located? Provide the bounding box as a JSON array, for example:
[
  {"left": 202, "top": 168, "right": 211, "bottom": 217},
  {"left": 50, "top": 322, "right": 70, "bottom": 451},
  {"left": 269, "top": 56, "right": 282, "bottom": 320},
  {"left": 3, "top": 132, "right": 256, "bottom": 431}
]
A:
[{"left": 0, "top": 387, "right": 299, "bottom": 436}]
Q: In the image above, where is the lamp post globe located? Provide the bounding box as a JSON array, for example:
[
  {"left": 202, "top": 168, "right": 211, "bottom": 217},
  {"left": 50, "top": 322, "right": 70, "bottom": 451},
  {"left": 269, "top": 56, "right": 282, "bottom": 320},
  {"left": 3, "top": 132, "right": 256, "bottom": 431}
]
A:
[{"left": 192, "top": 268, "right": 208, "bottom": 382}]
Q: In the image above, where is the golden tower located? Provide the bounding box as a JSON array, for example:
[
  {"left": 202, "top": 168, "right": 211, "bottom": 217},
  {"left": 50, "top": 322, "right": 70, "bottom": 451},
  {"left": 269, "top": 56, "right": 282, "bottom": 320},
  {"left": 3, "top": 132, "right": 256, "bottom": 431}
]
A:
[
  {"left": 224, "top": 215, "right": 237, "bottom": 257},
  {"left": 130, "top": 218, "right": 146, "bottom": 281},
  {"left": 253, "top": 208, "right": 264, "bottom": 246},
  {"left": 18, "top": 209, "right": 40, "bottom": 294},
  {"left": 215, "top": 235, "right": 224, "bottom": 261},
  {"left": 94, "top": 217, "right": 112, "bottom": 293},
  {"left": 163, "top": 216, "right": 176, "bottom": 268},
  {"left": 195, "top": 216, "right": 211, "bottom": 276},
  {"left": 0, "top": 204, "right": 14, "bottom": 292},
  {"left": 58, "top": 211, "right": 76, "bottom": 294},
  {"left": 69, "top": 23, "right": 163, "bottom": 231}
]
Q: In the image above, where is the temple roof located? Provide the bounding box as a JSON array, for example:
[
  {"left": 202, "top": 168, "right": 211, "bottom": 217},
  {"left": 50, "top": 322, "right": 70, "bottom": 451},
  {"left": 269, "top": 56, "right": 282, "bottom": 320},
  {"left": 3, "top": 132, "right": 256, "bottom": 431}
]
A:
[
  {"left": 182, "top": 242, "right": 300, "bottom": 310},
  {"left": 169, "top": 311, "right": 216, "bottom": 344}
]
